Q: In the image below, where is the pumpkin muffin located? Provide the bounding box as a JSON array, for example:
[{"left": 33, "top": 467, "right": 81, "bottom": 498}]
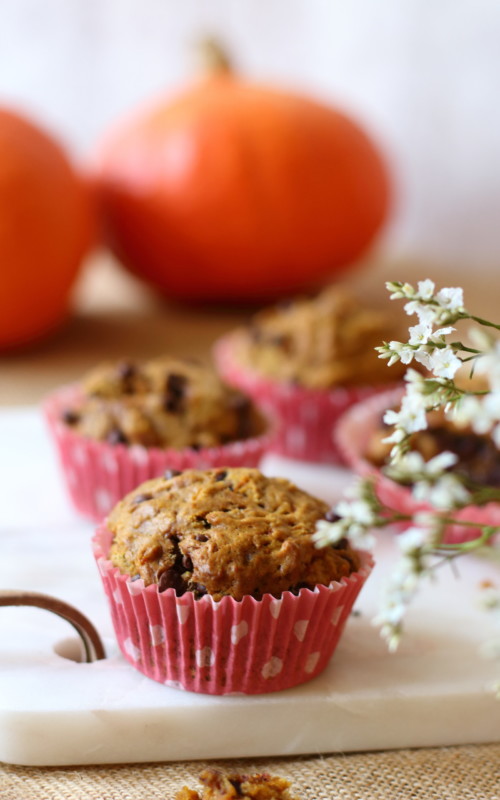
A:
[
  {"left": 61, "top": 356, "right": 265, "bottom": 449},
  {"left": 176, "top": 768, "right": 300, "bottom": 800},
  {"left": 214, "top": 285, "right": 406, "bottom": 464},
  {"left": 335, "top": 388, "right": 500, "bottom": 545},
  {"left": 108, "top": 467, "right": 360, "bottom": 601},
  {"left": 93, "top": 467, "right": 372, "bottom": 694},
  {"left": 44, "top": 358, "right": 270, "bottom": 521}
]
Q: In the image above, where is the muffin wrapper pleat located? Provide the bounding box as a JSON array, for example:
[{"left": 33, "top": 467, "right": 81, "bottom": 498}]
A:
[
  {"left": 335, "top": 388, "right": 500, "bottom": 544},
  {"left": 93, "top": 523, "right": 374, "bottom": 695},
  {"left": 213, "top": 334, "right": 402, "bottom": 465},
  {"left": 43, "top": 385, "right": 272, "bottom": 522}
]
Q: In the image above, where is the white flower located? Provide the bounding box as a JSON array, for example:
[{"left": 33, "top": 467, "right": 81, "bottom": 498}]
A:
[
  {"left": 409, "top": 323, "right": 432, "bottom": 346},
  {"left": 417, "top": 279, "right": 436, "bottom": 300},
  {"left": 413, "top": 473, "right": 470, "bottom": 510},
  {"left": 313, "top": 518, "right": 344, "bottom": 548},
  {"left": 436, "top": 286, "right": 464, "bottom": 312},
  {"left": 426, "top": 347, "right": 462, "bottom": 379},
  {"left": 397, "top": 526, "right": 428, "bottom": 554},
  {"left": 384, "top": 393, "right": 427, "bottom": 435}
]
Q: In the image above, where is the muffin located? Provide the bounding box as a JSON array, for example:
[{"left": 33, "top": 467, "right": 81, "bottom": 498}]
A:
[
  {"left": 214, "top": 285, "right": 406, "bottom": 464},
  {"left": 335, "top": 388, "right": 500, "bottom": 544},
  {"left": 44, "top": 357, "right": 271, "bottom": 521},
  {"left": 93, "top": 467, "right": 373, "bottom": 694},
  {"left": 176, "top": 769, "right": 300, "bottom": 800}
]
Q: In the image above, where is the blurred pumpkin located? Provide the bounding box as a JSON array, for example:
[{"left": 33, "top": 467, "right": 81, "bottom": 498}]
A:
[
  {"left": 0, "top": 108, "right": 95, "bottom": 350},
  {"left": 97, "top": 42, "right": 390, "bottom": 303}
]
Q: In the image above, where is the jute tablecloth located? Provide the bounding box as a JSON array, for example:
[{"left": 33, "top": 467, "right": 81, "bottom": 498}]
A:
[
  {"left": 2, "top": 745, "right": 500, "bottom": 799},
  {"left": 2, "top": 257, "right": 500, "bottom": 799}
]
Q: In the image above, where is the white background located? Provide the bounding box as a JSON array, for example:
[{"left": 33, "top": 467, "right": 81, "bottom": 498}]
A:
[{"left": 1, "top": 0, "right": 500, "bottom": 273}]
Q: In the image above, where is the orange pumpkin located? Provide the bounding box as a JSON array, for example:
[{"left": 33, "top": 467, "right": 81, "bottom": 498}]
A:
[
  {"left": 0, "top": 108, "right": 95, "bottom": 349},
  {"left": 97, "top": 44, "right": 390, "bottom": 303}
]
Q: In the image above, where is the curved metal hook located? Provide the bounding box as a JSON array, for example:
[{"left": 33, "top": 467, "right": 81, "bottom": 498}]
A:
[{"left": 0, "top": 589, "right": 106, "bottom": 662}]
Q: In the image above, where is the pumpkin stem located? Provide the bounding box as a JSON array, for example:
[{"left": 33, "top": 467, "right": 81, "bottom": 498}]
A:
[{"left": 196, "top": 37, "right": 233, "bottom": 76}]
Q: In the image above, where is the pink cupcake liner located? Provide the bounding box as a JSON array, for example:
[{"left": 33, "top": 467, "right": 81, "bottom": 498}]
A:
[
  {"left": 214, "top": 333, "right": 403, "bottom": 465},
  {"left": 93, "top": 523, "right": 373, "bottom": 695},
  {"left": 335, "top": 388, "right": 500, "bottom": 545},
  {"left": 44, "top": 385, "right": 272, "bottom": 522}
]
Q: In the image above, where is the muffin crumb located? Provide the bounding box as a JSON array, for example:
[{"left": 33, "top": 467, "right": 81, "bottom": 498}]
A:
[{"left": 176, "top": 768, "right": 300, "bottom": 799}]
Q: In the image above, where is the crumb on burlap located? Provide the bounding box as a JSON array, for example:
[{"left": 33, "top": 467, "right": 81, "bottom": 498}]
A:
[{"left": 175, "top": 768, "right": 300, "bottom": 799}]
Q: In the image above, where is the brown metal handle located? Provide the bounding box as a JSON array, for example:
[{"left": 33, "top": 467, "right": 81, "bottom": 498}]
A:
[{"left": 0, "top": 589, "right": 106, "bottom": 662}]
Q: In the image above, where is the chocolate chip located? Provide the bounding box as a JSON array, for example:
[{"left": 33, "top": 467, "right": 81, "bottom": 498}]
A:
[
  {"left": 324, "top": 509, "right": 341, "bottom": 523},
  {"left": 195, "top": 533, "right": 209, "bottom": 542},
  {"left": 332, "top": 537, "right": 349, "bottom": 550},
  {"left": 164, "top": 469, "right": 182, "bottom": 480},
  {"left": 116, "top": 361, "right": 137, "bottom": 394},
  {"left": 61, "top": 408, "right": 80, "bottom": 426},
  {"left": 164, "top": 372, "right": 188, "bottom": 413},
  {"left": 196, "top": 516, "right": 212, "bottom": 530},
  {"left": 229, "top": 393, "right": 253, "bottom": 439},
  {"left": 214, "top": 470, "right": 227, "bottom": 482},
  {"left": 189, "top": 443, "right": 201, "bottom": 452},
  {"left": 229, "top": 779, "right": 243, "bottom": 796},
  {"left": 107, "top": 428, "right": 128, "bottom": 445},
  {"left": 158, "top": 568, "right": 186, "bottom": 595},
  {"left": 192, "top": 583, "right": 207, "bottom": 598},
  {"left": 133, "top": 492, "right": 153, "bottom": 504},
  {"left": 182, "top": 554, "right": 193, "bottom": 571}
]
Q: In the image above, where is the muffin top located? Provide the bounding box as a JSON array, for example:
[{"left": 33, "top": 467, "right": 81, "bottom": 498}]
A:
[
  {"left": 108, "top": 467, "right": 361, "bottom": 601},
  {"left": 231, "top": 285, "right": 406, "bottom": 389},
  {"left": 60, "top": 357, "right": 265, "bottom": 448}
]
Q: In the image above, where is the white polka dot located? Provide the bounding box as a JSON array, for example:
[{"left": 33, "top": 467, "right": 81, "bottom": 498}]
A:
[
  {"left": 95, "top": 488, "right": 112, "bottom": 514},
  {"left": 285, "top": 426, "right": 306, "bottom": 452},
  {"left": 127, "top": 579, "right": 144, "bottom": 596},
  {"left": 196, "top": 647, "right": 215, "bottom": 667},
  {"left": 269, "top": 599, "right": 282, "bottom": 619},
  {"left": 176, "top": 605, "right": 190, "bottom": 624},
  {"left": 73, "top": 446, "right": 88, "bottom": 466},
  {"left": 130, "top": 445, "right": 149, "bottom": 466},
  {"left": 261, "top": 656, "right": 283, "bottom": 679},
  {"left": 331, "top": 606, "right": 345, "bottom": 626},
  {"left": 165, "top": 680, "right": 185, "bottom": 691},
  {"left": 113, "top": 588, "right": 123, "bottom": 605},
  {"left": 305, "top": 651, "right": 321, "bottom": 674},
  {"left": 101, "top": 451, "right": 118, "bottom": 473},
  {"left": 293, "top": 620, "right": 309, "bottom": 642},
  {"left": 123, "top": 638, "right": 140, "bottom": 662},
  {"left": 230, "top": 621, "right": 249, "bottom": 645},
  {"left": 150, "top": 625, "right": 165, "bottom": 646}
]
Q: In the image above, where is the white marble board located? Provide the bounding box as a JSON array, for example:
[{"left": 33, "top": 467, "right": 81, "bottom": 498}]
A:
[{"left": 0, "top": 408, "right": 499, "bottom": 766}]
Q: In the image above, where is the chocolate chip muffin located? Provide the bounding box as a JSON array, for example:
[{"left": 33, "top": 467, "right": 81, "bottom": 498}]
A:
[
  {"left": 60, "top": 356, "right": 265, "bottom": 448},
  {"left": 230, "top": 285, "right": 406, "bottom": 389},
  {"left": 366, "top": 408, "right": 500, "bottom": 487},
  {"left": 107, "top": 467, "right": 361, "bottom": 601},
  {"left": 176, "top": 769, "right": 300, "bottom": 800}
]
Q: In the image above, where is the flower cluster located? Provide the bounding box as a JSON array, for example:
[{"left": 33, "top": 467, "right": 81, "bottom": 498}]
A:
[{"left": 314, "top": 279, "right": 500, "bottom": 669}]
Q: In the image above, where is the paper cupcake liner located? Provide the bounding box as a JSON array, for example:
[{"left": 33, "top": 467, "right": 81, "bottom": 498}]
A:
[
  {"left": 44, "top": 385, "right": 272, "bottom": 522},
  {"left": 93, "top": 523, "right": 373, "bottom": 695},
  {"left": 335, "top": 388, "right": 500, "bottom": 545},
  {"left": 214, "top": 334, "right": 402, "bottom": 465}
]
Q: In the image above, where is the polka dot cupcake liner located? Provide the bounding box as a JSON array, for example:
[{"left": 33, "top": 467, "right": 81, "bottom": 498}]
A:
[
  {"left": 214, "top": 333, "right": 402, "bottom": 465},
  {"left": 335, "top": 388, "right": 500, "bottom": 545},
  {"left": 93, "top": 523, "right": 373, "bottom": 695},
  {"left": 43, "top": 385, "right": 272, "bottom": 522}
]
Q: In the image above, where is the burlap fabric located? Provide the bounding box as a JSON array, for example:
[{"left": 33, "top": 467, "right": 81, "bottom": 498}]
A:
[{"left": 1, "top": 744, "right": 500, "bottom": 800}]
